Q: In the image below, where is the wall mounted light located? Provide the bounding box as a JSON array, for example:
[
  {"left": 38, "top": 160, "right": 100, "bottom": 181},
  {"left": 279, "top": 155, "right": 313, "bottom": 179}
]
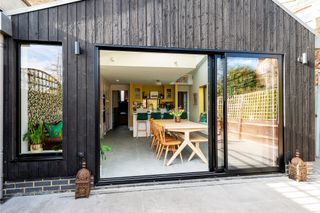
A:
[
  {"left": 297, "top": 52, "right": 308, "bottom": 65},
  {"left": 74, "top": 41, "right": 80, "bottom": 55}
]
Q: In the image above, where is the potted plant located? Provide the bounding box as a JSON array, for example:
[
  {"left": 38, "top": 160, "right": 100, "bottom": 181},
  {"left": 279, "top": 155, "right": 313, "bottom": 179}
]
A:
[
  {"left": 23, "top": 120, "right": 45, "bottom": 153},
  {"left": 100, "top": 143, "right": 112, "bottom": 160},
  {"left": 170, "top": 109, "right": 184, "bottom": 123}
]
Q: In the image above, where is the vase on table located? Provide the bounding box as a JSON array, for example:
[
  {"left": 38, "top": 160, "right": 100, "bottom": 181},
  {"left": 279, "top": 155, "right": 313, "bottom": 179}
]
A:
[{"left": 175, "top": 116, "right": 181, "bottom": 123}]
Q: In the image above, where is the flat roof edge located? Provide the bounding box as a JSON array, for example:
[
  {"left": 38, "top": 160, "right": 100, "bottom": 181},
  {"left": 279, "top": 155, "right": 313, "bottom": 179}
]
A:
[
  {"left": 4, "top": 0, "right": 83, "bottom": 16},
  {"left": 272, "top": 0, "right": 318, "bottom": 36},
  {"left": 0, "top": 12, "right": 12, "bottom": 36}
]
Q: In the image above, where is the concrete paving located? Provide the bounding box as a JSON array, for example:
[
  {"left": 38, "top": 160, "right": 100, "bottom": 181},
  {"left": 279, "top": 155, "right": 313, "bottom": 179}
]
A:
[{"left": 1, "top": 159, "right": 320, "bottom": 213}]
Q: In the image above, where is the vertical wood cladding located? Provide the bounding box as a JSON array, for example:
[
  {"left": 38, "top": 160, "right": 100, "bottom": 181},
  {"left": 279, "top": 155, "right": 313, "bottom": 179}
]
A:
[{"left": 4, "top": 0, "right": 315, "bottom": 180}]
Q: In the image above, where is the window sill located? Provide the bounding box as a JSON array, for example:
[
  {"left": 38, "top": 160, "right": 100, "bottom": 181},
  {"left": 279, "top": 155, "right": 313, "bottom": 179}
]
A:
[{"left": 13, "top": 152, "right": 63, "bottom": 162}]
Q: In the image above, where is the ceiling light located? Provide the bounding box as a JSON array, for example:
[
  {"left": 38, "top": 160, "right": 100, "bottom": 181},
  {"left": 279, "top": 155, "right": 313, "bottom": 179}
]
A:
[{"left": 155, "top": 80, "right": 162, "bottom": 85}]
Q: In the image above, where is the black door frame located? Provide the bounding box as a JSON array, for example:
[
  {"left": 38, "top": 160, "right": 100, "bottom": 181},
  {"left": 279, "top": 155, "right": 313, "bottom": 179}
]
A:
[
  {"left": 94, "top": 45, "right": 284, "bottom": 185},
  {"left": 222, "top": 53, "right": 284, "bottom": 173}
]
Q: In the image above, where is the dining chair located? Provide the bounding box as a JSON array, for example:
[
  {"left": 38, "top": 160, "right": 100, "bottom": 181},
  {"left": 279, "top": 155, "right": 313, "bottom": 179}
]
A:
[
  {"left": 156, "top": 124, "right": 183, "bottom": 165},
  {"left": 150, "top": 119, "right": 158, "bottom": 148},
  {"left": 152, "top": 121, "right": 176, "bottom": 152}
]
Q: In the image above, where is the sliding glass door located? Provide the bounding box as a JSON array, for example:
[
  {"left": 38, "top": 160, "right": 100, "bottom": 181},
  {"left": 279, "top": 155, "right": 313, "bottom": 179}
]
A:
[{"left": 216, "top": 54, "right": 283, "bottom": 171}]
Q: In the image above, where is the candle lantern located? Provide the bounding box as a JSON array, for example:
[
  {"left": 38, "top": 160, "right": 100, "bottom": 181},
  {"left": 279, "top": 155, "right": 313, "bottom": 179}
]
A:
[
  {"left": 288, "top": 150, "right": 307, "bottom": 182},
  {"left": 75, "top": 159, "right": 91, "bottom": 198}
]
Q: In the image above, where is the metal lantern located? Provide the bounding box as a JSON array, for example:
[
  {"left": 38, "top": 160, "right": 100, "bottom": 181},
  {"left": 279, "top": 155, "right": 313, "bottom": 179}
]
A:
[
  {"left": 75, "top": 160, "right": 91, "bottom": 199},
  {"left": 288, "top": 150, "right": 307, "bottom": 182}
]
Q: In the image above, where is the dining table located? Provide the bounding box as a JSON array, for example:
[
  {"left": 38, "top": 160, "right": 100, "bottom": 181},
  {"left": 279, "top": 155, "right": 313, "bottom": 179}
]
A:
[{"left": 155, "top": 119, "right": 208, "bottom": 166}]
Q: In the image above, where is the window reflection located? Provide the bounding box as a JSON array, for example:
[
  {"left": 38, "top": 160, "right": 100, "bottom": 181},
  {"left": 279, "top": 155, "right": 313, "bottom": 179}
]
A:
[
  {"left": 227, "top": 57, "right": 279, "bottom": 169},
  {"left": 20, "top": 44, "right": 63, "bottom": 154}
]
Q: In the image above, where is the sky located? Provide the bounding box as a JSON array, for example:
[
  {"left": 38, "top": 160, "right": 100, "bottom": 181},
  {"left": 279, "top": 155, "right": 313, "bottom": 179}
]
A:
[
  {"left": 227, "top": 58, "right": 258, "bottom": 70},
  {"left": 21, "top": 44, "right": 62, "bottom": 79}
]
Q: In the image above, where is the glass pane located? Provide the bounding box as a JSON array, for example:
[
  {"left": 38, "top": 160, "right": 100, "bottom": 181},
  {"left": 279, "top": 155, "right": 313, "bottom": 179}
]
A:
[
  {"left": 227, "top": 57, "right": 279, "bottom": 169},
  {"left": 20, "top": 44, "right": 63, "bottom": 154},
  {"left": 216, "top": 56, "right": 224, "bottom": 169}
]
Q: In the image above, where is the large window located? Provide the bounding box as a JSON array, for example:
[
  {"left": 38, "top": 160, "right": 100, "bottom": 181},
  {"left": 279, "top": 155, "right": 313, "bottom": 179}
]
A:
[{"left": 20, "top": 44, "right": 63, "bottom": 154}]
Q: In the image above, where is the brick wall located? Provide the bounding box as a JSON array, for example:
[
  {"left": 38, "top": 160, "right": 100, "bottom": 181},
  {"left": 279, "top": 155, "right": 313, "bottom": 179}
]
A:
[{"left": 3, "top": 177, "right": 76, "bottom": 197}]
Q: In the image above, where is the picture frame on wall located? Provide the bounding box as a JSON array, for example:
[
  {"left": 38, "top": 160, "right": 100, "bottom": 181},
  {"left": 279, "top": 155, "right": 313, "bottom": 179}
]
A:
[{"left": 150, "top": 91, "right": 159, "bottom": 99}]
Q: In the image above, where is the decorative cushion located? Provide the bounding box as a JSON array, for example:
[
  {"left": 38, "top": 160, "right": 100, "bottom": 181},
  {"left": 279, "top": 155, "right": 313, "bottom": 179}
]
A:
[{"left": 44, "top": 121, "right": 63, "bottom": 138}]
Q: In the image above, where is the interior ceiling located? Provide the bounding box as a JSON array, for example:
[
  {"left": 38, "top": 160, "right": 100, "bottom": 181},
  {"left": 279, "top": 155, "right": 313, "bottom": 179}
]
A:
[
  {"left": 100, "top": 51, "right": 206, "bottom": 84},
  {"left": 278, "top": 0, "right": 320, "bottom": 32}
]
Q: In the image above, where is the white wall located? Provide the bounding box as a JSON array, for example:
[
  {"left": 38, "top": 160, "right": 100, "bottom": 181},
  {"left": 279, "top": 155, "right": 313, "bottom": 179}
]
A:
[
  {"left": 189, "top": 57, "right": 208, "bottom": 122},
  {"left": 100, "top": 76, "right": 110, "bottom": 138},
  {"left": 20, "top": 68, "right": 29, "bottom": 153}
]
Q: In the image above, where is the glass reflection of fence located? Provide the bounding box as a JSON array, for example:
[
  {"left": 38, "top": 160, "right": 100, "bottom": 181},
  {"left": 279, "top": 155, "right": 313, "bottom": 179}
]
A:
[
  {"left": 27, "top": 68, "right": 62, "bottom": 124},
  {"left": 27, "top": 68, "right": 61, "bottom": 94},
  {"left": 217, "top": 89, "right": 278, "bottom": 121},
  {"left": 217, "top": 89, "right": 278, "bottom": 144}
]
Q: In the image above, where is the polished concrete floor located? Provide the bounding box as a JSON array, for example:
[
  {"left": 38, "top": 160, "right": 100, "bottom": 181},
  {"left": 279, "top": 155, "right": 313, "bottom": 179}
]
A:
[
  {"left": 100, "top": 126, "right": 209, "bottom": 178},
  {"left": 100, "top": 125, "right": 278, "bottom": 178}
]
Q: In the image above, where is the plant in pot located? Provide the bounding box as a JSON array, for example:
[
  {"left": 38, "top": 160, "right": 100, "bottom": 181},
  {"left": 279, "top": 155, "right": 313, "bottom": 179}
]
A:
[
  {"left": 23, "top": 120, "right": 45, "bottom": 153},
  {"left": 170, "top": 109, "right": 184, "bottom": 123},
  {"left": 100, "top": 139, "right": 112, "bottom": 175},
  {"left": 100, "top": 142, "right": 112, "bottom": 160}
]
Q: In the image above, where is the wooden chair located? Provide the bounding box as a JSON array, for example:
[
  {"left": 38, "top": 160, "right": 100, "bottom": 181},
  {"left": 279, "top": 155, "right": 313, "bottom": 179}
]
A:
[
  {"left": 175, "top": 132, "right": 207, "bottom": 161},
  {"left": 150, "top": 119, "right": 176, "bottom": 150},
  {"left": 149, "top": 119, "right": 157, "bottom": 148},
  {"left": 155, "top": 124, "right": 183, "bottom": 165}
]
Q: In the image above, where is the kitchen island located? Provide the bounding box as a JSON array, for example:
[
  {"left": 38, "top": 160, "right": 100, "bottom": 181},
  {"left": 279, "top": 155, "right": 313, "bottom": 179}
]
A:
[{"left": 133, "top": 111, "right": 169, "bottom": 137}]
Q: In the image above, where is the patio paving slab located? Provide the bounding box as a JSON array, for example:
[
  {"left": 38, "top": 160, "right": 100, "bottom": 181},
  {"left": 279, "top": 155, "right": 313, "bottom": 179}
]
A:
[{"left": 1, "top": 159, "right": 320, "bottom": 213}]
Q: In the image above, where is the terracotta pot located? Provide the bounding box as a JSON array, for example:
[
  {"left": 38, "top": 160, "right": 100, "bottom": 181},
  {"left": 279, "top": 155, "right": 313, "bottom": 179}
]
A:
[
  {"left": 30, "top": 144, "right": 43, "bottom": 153},
  {"left": 175, "top": 116, "right": 181, "bottom": 123}
]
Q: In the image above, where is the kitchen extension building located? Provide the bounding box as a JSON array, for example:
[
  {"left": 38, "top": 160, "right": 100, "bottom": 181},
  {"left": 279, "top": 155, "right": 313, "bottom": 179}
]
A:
[{"left": 0, "top": 0, "right": 316, "bottom": 196}]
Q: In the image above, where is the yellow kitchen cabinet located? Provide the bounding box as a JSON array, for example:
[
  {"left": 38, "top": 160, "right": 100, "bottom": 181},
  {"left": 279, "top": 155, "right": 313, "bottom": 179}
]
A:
[{"left": 163, "top": 85, "right": 175, "bottom": 102}]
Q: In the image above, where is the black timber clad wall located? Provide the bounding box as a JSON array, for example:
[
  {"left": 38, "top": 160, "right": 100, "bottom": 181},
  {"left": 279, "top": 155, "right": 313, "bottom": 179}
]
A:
[{"left": 3, "top": 0, "right": 315, "bottom": 180}]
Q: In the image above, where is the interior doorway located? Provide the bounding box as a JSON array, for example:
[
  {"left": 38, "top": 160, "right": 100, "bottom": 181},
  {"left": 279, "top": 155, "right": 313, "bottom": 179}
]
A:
[{"left": 112, "top": 90, "right": 128, "bottom": 128}]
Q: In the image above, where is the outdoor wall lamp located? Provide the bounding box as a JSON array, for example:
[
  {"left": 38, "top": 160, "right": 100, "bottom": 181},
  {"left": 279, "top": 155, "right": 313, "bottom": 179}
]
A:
[
  {"left": 74, "top": 41, "right": 80, "bottom": 55},
  {"left": 297, "top": 52, "right": 308, "bottom": 65}
]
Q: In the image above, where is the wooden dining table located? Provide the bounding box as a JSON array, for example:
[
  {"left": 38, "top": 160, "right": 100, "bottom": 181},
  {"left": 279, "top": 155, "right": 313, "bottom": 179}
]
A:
[{"left": 155, "top": 120, "right": 208, "bottom": 166}]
